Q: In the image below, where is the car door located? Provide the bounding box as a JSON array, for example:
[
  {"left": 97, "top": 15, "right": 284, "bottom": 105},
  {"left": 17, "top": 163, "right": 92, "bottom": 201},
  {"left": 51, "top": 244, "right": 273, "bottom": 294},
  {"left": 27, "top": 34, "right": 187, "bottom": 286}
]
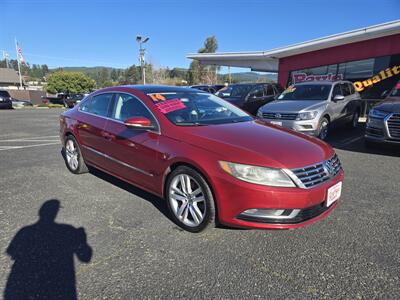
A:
[
  {"left": 264, "top": 84, "right": 276, "bottom": 103},
  {"left": 101, "top": 92, "right": 161, "bottom": 191},
  {"left": 344, "top": 83, "right": 360, "bottom": 118},
  {"left": 330, "top": 83, "right": 347, "bottom": 121},
  {"left": 76, "top": 93, "right": 115, "bottom": 168},
  {"left": 243, "top": 86, "right": 265, "bottom": 114}
]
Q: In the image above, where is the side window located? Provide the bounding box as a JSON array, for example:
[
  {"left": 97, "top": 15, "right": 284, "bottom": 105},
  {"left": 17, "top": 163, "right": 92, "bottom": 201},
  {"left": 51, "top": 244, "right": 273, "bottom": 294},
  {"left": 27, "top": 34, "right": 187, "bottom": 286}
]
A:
[
  {"left": 332, "top": 84, "right": 342, "bottom": 99},
  {"left": 111, "top": 93, "right": 158, "bottom": 127},
  {"left": 89, "top": 93, "right": 113, "bottom": 117},
  {"left": 248, "top": 87, "right": 264, "bottom": 99},
  {"left": 341, "top": 83, "right": 350, "bottom": 96},
  {"left": 264, "top": 85, "right": 274, "bottom": 96},
  {"left": 349, "top": 83, "right": 355, "bottom": 94},
  {"left": 79, "top": 97, "right": 91, "bottom": 112}
]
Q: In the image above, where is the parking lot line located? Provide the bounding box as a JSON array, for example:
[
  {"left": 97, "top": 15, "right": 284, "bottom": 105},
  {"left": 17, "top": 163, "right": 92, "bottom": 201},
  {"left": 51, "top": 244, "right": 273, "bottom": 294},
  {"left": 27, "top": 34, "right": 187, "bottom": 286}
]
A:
[
  {"left": 0, "top": 135, "right": 59, "bottom": 142},
  {"left": 0, "top": 142, "right": 60, "bottom": 151}
]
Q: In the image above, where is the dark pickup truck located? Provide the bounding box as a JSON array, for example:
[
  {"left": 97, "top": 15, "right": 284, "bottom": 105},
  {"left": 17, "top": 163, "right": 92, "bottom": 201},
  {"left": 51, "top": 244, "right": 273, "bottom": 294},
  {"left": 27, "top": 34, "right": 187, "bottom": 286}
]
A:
[{"left": 43, "top": 93, "right": 85, "bottom": 108}]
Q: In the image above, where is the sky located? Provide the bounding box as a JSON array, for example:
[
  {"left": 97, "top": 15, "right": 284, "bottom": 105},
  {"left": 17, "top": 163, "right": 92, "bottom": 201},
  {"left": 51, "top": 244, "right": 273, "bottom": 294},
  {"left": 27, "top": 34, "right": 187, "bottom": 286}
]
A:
[{"left": 1, "top": 0, "right": 400, "bottom": 73}]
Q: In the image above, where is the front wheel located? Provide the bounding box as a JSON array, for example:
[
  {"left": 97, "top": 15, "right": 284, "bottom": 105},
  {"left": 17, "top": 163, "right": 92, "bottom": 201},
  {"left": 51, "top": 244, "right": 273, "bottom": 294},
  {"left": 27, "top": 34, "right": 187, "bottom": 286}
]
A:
[
  {"left": 318, "top": 117, "right": 330, "bottom": 140},
  {"left": 166, "top": 166, "right": 216, "bottom": 233}
]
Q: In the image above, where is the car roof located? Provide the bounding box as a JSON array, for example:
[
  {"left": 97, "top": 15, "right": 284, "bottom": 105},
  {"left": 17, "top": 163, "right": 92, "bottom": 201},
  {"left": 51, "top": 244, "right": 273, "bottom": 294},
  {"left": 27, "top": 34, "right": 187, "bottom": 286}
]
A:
[
  {"left": 294, "top": 81, "right": 352, "bottom": 86},
  {"left": 123, "top": 85, "right": 199, "bottom": 94},
  {"left": 229, "top": 83, "right": 271, "bottom": 86}
]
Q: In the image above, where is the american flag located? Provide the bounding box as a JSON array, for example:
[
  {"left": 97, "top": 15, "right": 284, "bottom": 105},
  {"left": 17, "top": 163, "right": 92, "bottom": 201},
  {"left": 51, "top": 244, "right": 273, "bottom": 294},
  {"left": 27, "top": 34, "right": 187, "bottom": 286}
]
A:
[{"left": 16, "top": 43, "right": 25, "bottom": 64}]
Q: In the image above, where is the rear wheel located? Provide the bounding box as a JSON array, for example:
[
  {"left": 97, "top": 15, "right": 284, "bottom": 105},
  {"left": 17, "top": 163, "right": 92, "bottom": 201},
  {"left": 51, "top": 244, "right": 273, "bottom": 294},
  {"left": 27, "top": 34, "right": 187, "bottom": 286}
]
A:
[
  {"left": 348, "top": 110, "right": 360, "bottom": 128},
  {"left": 318, "top": 117, "right": 330, "bottom": 140},
  {"left": 166, "top": 166, "right": 216, "bottom": 232},
  {"left": 64, "top": 135, "right": 88, "bottom": 174}
]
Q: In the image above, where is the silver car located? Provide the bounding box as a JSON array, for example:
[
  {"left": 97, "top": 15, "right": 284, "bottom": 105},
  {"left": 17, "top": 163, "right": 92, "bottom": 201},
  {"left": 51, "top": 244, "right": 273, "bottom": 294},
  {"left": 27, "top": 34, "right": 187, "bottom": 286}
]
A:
[{"left": 257, "top": 81, "right": 362, "bottom": 139}]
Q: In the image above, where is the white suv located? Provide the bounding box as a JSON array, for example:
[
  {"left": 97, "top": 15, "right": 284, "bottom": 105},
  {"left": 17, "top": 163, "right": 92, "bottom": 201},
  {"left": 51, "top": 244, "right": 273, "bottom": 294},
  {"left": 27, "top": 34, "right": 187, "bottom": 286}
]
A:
[{"left": 257, "top": 81, "right": 362, "bottom": 140}]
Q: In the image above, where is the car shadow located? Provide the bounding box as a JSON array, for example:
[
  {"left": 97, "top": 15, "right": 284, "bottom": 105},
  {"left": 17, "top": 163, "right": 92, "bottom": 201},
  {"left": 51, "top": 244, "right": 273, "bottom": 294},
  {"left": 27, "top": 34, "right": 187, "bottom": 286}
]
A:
[
  {"left": 88, "top": 167, "right": 173, "bottom": 222},
  {"left": 325, "top": 123, "right": 400, "bottom": 157},
  {"left": 4, "top": 199, "right": 92, "bottom": 300},
  {"left": 88, "top": 167, "right": 247, "bottom": 231}
]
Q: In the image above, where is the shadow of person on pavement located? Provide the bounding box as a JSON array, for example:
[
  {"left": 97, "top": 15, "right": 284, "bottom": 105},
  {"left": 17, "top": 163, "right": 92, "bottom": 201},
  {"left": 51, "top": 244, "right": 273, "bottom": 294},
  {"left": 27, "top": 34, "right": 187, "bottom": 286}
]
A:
[{"left": 4, "top": 199, "right": 92, "bottom": 300}]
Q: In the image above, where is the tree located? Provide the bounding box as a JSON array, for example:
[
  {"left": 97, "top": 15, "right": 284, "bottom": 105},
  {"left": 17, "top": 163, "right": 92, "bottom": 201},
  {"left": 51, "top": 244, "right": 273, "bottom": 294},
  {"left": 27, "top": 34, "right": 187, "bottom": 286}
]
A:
[
  {"left": 123, "top": 65, "right": 140, "bottom": 84},
  {"left": 110, "top": 69, "right": 118, "bottom": 82},
  {"left": 46, "top": 71, "right": 96, "bottom": 94},
  {"left": 188, "top": 36, "right": 219, "bottom": 85}
]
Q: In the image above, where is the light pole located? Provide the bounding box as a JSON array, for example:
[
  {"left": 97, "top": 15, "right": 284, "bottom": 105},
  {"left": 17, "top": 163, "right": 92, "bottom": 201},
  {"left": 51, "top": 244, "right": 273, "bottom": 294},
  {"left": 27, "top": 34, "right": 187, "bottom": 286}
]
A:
[{"left": 136, "top": 35, "right": 149, "bottom": 84}]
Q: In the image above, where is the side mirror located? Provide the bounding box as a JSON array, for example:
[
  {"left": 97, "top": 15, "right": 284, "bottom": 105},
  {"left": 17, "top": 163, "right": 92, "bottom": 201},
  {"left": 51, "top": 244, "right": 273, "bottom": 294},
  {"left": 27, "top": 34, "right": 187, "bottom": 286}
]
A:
[
  {"left": 333, "top": 95, "right": 345, "bottom": 101},
  {"left": 124, "top": 117, "right": 154, "bottom": 129}
]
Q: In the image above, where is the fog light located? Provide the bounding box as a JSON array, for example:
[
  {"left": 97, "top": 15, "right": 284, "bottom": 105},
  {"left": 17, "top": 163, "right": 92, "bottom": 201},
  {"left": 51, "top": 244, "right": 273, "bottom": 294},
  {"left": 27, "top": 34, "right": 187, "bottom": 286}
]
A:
[
  {"left": 367, "top": 117, "right": 384, "bottom": 129},
  {"left": 241, "top": 208, "right": 300, "bottom": 219}
]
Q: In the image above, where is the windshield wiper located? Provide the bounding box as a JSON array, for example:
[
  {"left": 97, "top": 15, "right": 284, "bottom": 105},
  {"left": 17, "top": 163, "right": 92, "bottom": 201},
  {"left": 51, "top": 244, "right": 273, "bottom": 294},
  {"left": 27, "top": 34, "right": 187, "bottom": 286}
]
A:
[{"left": 175, "top": 122, "right": 207, "bottom": 126}]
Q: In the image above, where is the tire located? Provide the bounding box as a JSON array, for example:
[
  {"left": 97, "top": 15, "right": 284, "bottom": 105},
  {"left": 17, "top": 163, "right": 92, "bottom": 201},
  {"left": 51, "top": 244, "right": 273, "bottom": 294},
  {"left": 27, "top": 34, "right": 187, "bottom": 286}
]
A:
[
  {"left": 64, "top": 135, "right": 88, "bottom": 174},
  {"left": 166, "top": 166, "right": 216, "bottom": 233},
  {"left": 318, "top": 117, "right": 330, "bottom": 140}
]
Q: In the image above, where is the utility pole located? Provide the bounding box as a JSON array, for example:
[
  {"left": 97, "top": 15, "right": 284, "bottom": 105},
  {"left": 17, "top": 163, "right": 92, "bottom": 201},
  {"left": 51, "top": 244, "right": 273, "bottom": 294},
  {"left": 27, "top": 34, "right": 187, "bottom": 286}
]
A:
[
  {"left": 15, "top": 39, "right": 23, "bottom": 89},
  {"left": 136, "top": 35, "right": 149, "bottom": 85},
  {"left": 2, "top": 51, "right": 10, "bottom": 68}
]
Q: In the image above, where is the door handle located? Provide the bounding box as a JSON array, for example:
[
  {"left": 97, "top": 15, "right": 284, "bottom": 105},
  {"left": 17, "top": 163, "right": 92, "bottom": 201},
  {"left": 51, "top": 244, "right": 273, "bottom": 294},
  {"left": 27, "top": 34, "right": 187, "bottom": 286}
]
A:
[{"left": 101, "top": 131, "right": 115, "bottom": 141}]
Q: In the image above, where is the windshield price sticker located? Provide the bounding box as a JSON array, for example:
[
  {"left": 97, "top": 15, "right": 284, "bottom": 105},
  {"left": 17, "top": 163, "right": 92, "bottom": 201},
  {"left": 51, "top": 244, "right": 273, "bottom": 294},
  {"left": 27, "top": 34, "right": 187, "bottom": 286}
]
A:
[
  {"left": 156, "top": 98, "right": 186, "bottom": 114},
  {"left": 149, "top": 93, "right": 166, "bottom": 101}
]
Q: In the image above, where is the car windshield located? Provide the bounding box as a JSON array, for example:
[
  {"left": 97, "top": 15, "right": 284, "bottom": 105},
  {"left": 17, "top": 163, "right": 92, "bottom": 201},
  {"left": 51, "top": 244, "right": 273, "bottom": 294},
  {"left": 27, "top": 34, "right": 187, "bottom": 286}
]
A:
[
  {"left": 216, "top": 85, "right": 254, "bottom": 98},
  {"left": 147, "top": 92, "right": 253, "bottom": 126},
  {"left": 278, "top": 84, "right": 331, "bottom": 100}
]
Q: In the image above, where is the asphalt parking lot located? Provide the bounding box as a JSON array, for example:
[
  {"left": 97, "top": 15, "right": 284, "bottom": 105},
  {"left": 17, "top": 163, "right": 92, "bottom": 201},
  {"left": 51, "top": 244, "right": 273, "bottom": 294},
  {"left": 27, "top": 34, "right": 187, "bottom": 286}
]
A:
[{"left": 0, "top": 108, "right": 399, "bottom": 299}]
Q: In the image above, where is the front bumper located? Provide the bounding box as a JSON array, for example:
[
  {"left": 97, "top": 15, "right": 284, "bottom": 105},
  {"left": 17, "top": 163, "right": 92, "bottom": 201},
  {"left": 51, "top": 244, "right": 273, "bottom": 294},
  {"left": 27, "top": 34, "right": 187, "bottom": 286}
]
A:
[
  {"left": 261, "top": 118, "right": 319, "bottom": 136},
  {"left": 213, "top": 169, "right": 344, "bottom": 229},
  {"left": 365, "top": 116, "right": 400, "bottom": 144}
]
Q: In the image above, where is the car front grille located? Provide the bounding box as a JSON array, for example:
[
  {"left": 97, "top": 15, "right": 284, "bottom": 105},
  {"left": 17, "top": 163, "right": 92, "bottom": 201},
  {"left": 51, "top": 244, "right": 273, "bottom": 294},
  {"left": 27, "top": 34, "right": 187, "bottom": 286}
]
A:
[
  {"left": 290, "top": 154, "right": 342, "bottom": 188},
  {"left": 262, "top": 112, "right": 298, "bottom": 120},
  {"left": 387, "top": 113, "right": 400, "bottom": 140}
]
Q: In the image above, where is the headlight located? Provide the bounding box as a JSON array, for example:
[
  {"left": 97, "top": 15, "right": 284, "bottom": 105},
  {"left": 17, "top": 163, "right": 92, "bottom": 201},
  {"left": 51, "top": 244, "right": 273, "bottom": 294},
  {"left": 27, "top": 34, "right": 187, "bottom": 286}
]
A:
[
  {"left": 219, "top": 161, "right": 295, "bottom": 187},
  {"left": 296, "top": 111, "right": 318, "bottom": 120},
  {"left": 369, "top": 108, "right": 388, "bottom": 119},
  {"left": 256, "top": 109, "right": 263, "bottom": 118}
]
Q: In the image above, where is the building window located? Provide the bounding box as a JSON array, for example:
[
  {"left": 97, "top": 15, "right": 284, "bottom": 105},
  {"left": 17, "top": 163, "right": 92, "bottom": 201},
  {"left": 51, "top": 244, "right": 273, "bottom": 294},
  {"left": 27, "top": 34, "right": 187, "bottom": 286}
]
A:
[{"left": 287, "top": 54, "right": 400, "bottom": 99}]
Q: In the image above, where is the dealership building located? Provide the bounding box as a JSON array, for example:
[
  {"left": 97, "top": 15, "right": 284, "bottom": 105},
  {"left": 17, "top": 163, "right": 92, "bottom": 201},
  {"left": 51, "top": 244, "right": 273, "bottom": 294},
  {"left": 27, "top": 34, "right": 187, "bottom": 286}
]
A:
[{"left": 187, "top": 20, "right": 400, "bottom": 104}]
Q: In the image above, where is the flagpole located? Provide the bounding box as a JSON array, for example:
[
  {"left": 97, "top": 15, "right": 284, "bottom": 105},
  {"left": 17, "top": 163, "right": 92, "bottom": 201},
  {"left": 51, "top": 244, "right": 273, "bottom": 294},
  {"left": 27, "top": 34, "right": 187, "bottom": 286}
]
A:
[{"left": 15, "top": 38, "right": 23, "bottom": 89}]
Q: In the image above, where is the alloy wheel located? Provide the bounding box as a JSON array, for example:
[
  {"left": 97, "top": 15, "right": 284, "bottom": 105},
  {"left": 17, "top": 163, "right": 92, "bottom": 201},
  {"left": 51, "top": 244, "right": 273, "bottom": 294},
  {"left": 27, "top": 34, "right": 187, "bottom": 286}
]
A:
[
  {"left": 65, "top": 139, "right": 79, "bottom": 171},
  {"left": 168, "top": 174, "right": 206, "bottom": 227},
  {"left": 319, "top": 119, "right": 329, "bottom": 140}
]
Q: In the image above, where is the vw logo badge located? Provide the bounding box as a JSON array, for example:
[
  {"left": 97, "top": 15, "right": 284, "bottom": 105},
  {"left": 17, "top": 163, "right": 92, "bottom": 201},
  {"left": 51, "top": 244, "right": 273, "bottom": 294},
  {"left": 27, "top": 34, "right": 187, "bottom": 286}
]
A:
[
  {"left": 275, "top": 113, "right": 281, "bottom": 119},
  {"left": 323, "top": 160, "right": 334, "bottom": 177}
]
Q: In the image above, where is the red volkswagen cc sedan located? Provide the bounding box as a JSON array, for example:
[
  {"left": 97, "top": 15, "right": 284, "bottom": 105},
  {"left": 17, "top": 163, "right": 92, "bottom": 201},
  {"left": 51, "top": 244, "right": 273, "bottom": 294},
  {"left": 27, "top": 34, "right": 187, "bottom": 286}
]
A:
[{"left": 60, "top": 85, "right": 344, "bottom": 232}]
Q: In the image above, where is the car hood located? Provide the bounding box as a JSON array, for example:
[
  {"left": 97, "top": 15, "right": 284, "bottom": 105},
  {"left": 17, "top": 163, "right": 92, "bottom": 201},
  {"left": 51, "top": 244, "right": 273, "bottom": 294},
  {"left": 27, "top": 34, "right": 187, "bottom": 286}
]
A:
[
  {"left": 177, "top": 120, "right": 334, "bottom": 169},
  {"left": 259, "top": 100, "right": 326, "bottom": 113},
  {"left": 374, "top": 98, "right": 400, "bottom": 113}
]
